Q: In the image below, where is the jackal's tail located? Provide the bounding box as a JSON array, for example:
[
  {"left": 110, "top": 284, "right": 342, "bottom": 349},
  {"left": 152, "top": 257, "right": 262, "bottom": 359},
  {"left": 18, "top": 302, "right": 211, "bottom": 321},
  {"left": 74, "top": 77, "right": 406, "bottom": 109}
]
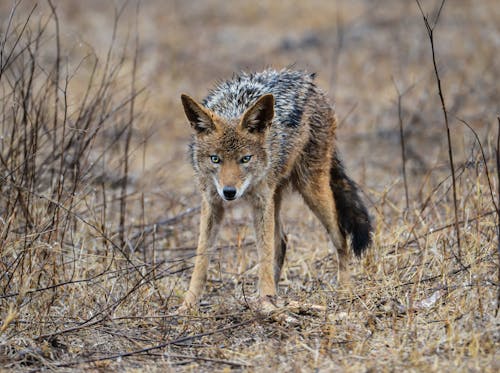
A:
[{"left": 330, "top": 153, "right": 372, "bottom": 257}]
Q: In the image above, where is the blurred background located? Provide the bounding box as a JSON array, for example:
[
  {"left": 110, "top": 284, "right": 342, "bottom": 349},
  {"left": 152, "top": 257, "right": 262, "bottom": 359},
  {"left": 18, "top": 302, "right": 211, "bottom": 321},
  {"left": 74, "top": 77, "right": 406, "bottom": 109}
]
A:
[{"left": 3, "top": 0, "right": 498, "bottom": 199}]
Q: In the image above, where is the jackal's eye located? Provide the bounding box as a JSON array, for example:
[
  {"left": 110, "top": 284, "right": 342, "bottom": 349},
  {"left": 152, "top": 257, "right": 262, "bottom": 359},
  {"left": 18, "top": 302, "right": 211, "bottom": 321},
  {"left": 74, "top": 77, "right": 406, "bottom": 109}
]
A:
[
  {"left": 240, "top": 155, "right": 252, "bottom": 164},
  {"left": 210, "top": 155, "right": 220, "bottom": 164}
]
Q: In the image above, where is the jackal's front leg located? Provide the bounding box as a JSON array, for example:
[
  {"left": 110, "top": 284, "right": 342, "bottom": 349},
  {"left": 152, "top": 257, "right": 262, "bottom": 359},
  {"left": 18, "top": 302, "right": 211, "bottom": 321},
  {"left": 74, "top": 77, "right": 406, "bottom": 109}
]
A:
[
  {"left": 252, "top": 194, "right": 276, "bottom": 299},
  {"left": 181, "top": 195, "right": 223, "bottom": 311}
]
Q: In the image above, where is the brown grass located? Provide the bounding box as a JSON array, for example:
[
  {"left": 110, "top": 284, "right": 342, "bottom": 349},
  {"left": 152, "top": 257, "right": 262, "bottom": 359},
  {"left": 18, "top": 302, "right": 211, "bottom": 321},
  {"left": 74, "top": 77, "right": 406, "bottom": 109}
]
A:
[{"left": 0, "top": 0, "right": 498, "bottom": 371}]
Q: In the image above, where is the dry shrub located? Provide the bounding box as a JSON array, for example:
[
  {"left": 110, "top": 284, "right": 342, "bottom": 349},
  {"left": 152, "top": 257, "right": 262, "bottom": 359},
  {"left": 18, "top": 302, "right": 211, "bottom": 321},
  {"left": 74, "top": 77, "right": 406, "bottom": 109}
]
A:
[{"left": 0, "top": 3, "right": 164, "bottom": 368}]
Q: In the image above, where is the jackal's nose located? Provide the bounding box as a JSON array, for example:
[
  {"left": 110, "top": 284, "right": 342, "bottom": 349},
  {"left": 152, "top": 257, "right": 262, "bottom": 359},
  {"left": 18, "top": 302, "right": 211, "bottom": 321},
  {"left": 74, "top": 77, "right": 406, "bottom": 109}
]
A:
[{"left": 222, "top": 186, "right": 237, "bottom": 200}]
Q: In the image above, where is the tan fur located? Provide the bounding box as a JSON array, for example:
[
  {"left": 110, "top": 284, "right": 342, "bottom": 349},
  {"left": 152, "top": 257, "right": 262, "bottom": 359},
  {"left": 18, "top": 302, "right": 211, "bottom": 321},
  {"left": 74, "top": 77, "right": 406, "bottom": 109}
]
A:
[{"left": 179, "top": 69, "right": 371, "bottom": 311}]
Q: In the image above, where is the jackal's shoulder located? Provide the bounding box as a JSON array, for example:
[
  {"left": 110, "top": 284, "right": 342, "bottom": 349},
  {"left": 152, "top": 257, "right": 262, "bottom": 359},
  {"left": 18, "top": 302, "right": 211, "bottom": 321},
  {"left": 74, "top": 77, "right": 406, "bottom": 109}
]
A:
[{"left": 202, "top": 69, "right": 321, "bottom": 128}]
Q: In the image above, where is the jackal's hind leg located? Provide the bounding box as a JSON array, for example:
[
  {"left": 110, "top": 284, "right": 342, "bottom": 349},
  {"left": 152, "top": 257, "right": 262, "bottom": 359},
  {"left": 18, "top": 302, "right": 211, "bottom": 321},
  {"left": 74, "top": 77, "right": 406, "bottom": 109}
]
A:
[{"left": 295, "top": 172, "right": 349, "bottom": 272}]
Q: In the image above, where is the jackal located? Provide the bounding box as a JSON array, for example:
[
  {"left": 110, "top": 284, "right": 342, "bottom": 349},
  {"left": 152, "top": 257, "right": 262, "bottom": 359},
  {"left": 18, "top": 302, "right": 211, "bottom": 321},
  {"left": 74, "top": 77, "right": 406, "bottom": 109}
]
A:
[{"left": 180, "top": 69, "right": 372, "bottom": 311}]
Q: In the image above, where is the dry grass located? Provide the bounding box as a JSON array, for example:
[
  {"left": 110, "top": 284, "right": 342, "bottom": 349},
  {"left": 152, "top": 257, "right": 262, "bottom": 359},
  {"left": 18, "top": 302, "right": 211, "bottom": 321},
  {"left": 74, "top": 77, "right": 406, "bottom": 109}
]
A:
[{"left": 0, "top": 0, "right": 498, "bottom": 371}]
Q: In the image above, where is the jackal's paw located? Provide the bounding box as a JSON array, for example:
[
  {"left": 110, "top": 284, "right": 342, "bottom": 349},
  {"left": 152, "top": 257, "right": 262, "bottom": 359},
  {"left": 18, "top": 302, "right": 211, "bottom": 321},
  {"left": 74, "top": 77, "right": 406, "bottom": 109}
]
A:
[
  {"left": 258, "top": 295, "right": 280, "bottom": 314},
  {"left": 176, "top": 304, "right": 190, "bottom": 315},
  {"left": 176, "top": 300, "right": 199, "bottom": 316},
  {"left": 250, "top": 296, "right": 327, "bottom": 325},
  {"left": 284, "top": 300, "right": 327, "bottom": 315},
  {"left": 255, "top": 296, "right": 300, "bottom": 325},
  {"left": 176, "top": 291, "right": 200, "bottom": 315}
]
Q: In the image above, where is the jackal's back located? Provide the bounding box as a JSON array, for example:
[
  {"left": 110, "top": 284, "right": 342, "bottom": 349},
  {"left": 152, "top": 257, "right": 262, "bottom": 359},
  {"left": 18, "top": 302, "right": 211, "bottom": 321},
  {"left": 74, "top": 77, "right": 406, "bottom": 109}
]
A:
[{"left": 203, "top": 69, "right": 317, "bottom": 128}]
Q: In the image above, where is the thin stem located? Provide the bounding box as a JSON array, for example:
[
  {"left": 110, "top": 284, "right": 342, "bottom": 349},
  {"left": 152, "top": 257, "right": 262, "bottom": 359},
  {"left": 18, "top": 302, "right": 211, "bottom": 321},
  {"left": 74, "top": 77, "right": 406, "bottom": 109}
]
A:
[{"left": 416, "top": 0, "right": 461, "bottom": 256}]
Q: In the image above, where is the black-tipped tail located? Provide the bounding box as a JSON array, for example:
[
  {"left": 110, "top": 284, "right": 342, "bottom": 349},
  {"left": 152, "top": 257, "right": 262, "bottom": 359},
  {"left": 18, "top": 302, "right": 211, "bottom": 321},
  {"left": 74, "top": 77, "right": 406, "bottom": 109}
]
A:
[{"left": 330, "top": 153, "right": 372, "bottom": 256}]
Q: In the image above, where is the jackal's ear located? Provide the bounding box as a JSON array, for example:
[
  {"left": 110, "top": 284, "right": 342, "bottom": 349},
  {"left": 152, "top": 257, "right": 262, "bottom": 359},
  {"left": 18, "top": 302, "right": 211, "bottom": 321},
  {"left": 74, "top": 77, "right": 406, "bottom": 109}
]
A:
[
  {"left": 181, "top": 94, "right": 215, "bottom": 134},
  {"left": 240, "top": 94, "right": 274, "bottom": 133}
]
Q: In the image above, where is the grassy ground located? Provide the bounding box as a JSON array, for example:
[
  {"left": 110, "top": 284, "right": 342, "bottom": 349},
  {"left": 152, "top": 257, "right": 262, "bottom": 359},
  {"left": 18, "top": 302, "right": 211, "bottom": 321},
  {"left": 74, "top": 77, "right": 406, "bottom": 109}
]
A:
[{"left": 0, "top": 0, "right": 498, "bottom": 371}]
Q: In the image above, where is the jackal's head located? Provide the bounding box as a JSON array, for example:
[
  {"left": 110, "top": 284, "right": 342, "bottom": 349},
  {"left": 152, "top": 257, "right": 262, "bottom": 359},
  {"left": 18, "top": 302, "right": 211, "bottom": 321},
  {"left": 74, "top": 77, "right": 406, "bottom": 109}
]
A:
[{"left": 181, "top": 93, "right": 274, "bottom": 201}]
